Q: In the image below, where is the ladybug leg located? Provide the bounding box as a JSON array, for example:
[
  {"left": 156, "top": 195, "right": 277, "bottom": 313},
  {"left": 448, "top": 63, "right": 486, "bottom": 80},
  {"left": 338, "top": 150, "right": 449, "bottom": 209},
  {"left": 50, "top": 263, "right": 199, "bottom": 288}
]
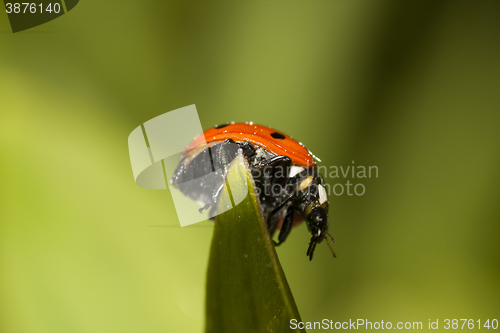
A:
[
  {"left": 307, "top": 239, "right": 318, "bottom": 261},
  {"left": 268, "top": 214, "right": 280, "bottom": 238},
  {"left": 265, "top": 194, "right": 294, "bottom": 238},
  {"left": 199, "top": 203, "right": 211, "bottom": 213},
  {"left": 276, "top": 205, "right": 294, "bottom": 246}
]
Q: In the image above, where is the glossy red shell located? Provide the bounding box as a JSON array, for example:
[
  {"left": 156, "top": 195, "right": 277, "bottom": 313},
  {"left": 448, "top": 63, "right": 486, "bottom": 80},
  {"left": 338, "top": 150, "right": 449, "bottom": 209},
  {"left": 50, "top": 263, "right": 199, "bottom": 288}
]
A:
[{"left": 185, "top": 122, "right": 315, "bottom": 166}]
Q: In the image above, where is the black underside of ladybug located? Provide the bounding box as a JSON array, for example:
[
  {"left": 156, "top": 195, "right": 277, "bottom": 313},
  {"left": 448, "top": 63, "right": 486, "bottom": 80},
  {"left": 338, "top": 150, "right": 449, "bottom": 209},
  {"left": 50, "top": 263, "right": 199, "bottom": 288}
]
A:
[{"left": 171, "top": 139, "right": 329, "bottom": 260}]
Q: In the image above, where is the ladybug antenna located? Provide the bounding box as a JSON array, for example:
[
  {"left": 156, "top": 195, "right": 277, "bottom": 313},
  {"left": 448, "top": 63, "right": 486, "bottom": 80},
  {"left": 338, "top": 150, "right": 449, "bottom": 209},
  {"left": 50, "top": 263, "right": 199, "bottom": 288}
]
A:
[
  {"left": 326, "top": 232, "right": 335, "bottom": 244},
  {"left": 324, "top": 233, "right": 336, "bottom": 258}
]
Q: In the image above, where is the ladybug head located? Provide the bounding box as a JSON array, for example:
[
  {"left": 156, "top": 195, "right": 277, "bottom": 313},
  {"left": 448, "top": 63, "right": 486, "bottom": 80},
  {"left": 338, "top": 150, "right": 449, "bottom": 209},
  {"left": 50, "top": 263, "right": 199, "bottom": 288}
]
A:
[{"left": 306, "top": 206, "right": 331, "bottom": 260}]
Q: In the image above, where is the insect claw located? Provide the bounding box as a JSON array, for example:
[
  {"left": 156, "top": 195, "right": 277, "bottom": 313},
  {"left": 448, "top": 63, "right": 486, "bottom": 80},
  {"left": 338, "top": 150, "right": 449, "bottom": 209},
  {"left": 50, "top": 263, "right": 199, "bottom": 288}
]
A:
[{"left": 199, "top": 203, "right": 211, "bottom": 213}]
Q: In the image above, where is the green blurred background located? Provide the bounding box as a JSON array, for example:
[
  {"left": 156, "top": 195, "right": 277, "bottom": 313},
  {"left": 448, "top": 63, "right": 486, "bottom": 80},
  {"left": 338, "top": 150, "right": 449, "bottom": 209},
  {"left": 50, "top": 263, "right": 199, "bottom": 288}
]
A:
[{"left": 1, "top": 1, "right": 499, "bottom": 332}]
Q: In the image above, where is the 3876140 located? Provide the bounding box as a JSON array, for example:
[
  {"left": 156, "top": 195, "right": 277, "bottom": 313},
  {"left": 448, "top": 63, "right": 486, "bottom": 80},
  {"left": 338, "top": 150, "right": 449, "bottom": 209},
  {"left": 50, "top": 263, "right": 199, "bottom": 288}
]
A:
[
  {"left": 5, "top": 3, "right": 61, "bottom": 14},
  {"left": 443, "top": 319, "right": 498, "bottom": 330}
]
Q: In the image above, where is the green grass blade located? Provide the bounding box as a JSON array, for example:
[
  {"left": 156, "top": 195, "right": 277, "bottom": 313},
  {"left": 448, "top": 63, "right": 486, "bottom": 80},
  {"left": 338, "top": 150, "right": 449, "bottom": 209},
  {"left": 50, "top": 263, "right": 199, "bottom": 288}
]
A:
[{"left": 205, "top": 153, "right": 306, "bottom": 333}]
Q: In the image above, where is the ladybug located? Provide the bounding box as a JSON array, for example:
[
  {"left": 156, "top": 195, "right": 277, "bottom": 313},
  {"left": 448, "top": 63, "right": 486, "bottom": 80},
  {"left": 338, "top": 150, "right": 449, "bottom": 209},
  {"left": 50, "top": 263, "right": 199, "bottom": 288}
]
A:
[{"left": 171, "top": 122, "right": 335, "bottom": 260}]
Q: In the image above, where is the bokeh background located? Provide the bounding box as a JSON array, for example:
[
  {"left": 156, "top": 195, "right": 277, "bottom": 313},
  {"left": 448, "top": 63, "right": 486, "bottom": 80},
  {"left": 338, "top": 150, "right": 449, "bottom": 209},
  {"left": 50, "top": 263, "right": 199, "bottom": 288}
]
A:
[{"left": 1, "top": 1, "right": 499, "bottom": 332}]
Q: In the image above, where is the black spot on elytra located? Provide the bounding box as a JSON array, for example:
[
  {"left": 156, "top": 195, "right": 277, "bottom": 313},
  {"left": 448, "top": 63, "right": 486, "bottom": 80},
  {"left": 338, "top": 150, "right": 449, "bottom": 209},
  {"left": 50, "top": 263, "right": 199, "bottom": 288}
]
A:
[
  {"left": 271, "top": 132, "right": 286, "bottom": 139},
  {"left": 215, "top": 123, "right": 230, "bottom": 129}
]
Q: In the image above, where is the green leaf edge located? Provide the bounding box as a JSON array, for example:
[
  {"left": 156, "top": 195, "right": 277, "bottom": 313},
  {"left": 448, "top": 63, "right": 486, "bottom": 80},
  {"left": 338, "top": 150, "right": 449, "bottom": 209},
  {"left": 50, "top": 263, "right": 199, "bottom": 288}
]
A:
[{"left": 205, "top": 152, "right": 306, "bottom": 333}]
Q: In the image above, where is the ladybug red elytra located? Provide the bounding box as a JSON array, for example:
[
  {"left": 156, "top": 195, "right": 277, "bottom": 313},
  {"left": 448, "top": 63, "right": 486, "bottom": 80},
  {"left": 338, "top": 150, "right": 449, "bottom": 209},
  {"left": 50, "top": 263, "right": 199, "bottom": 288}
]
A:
[{"left": 171, "top": 122, "right": 335, "bottom": 260}]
